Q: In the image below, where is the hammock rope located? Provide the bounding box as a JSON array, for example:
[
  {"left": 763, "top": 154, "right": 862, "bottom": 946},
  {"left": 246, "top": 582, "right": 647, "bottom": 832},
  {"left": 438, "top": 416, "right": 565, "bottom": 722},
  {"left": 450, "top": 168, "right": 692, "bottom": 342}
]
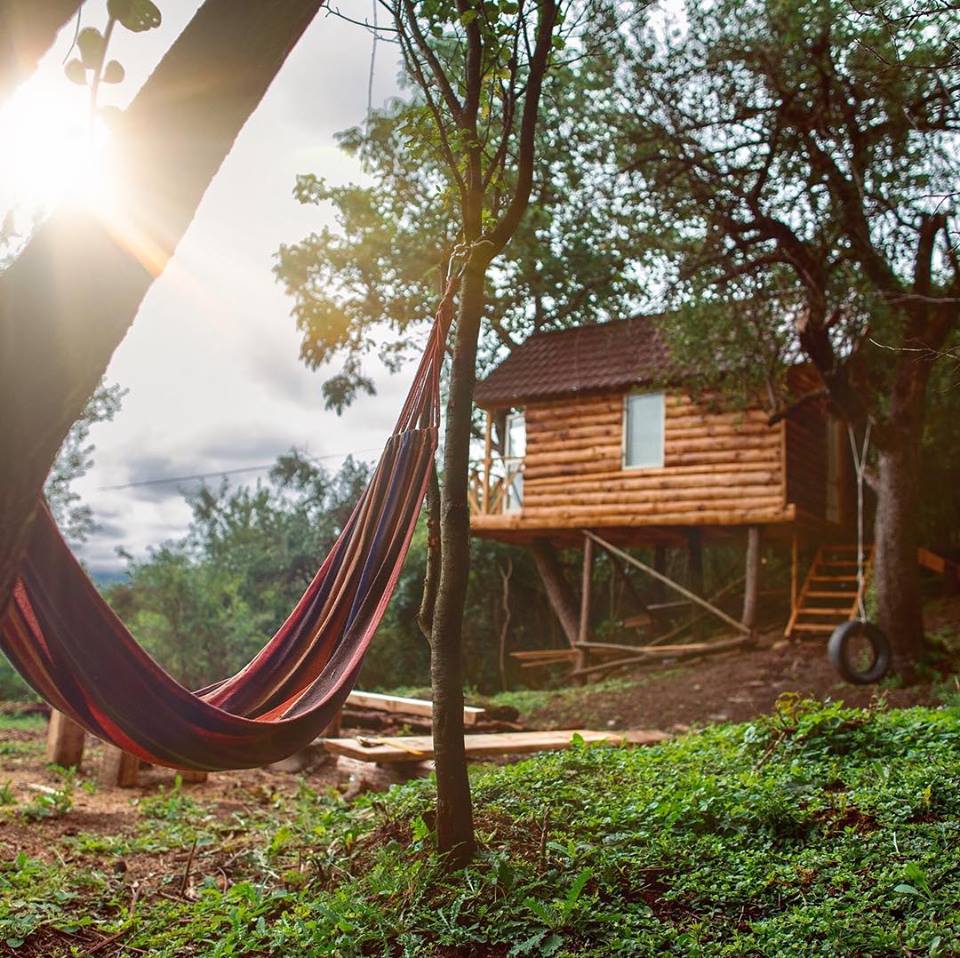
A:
[{"left": 0, "top": 280, "right": 457, "bottom": 771}]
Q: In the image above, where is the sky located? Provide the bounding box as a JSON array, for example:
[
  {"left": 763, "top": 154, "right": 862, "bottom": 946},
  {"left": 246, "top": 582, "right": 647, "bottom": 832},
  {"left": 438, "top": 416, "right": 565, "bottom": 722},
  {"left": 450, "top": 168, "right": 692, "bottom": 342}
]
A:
[{"left": 0, "top": 1, "right": 408, "bottom": 576}]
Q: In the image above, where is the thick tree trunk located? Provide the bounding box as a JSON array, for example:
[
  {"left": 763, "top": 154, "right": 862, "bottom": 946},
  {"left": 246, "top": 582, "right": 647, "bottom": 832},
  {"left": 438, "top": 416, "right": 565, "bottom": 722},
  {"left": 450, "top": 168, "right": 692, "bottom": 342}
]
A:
[
  {"left": 873, "top": 435, "right": 926, "bottom": 671},
  {"left": 0, "top": 1, "right": 83, "bottom": 105},
  {"left": 429, "top": 260, "right": 485, "bottom": 867},
  {"left": 529, "top": 539, "right": 580, "bottom": 646},
  {"left": 0, "top": 0, "right": 323, "bottom": 615}
]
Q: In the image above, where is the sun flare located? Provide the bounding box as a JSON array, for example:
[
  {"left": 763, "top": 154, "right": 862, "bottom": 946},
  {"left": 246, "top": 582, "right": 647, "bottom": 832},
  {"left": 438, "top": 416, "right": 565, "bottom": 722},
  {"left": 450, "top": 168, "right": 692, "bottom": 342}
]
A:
[{"left": 0, "top": 75, "right": 117, "bottom": 224}]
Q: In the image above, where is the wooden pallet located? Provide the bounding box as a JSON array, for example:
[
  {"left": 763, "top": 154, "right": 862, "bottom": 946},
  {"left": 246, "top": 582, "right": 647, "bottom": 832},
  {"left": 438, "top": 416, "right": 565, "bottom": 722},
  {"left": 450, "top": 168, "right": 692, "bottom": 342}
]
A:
[
  {"left": 323, "top": 729, "right": 670, "bottom": 764},
  {"left": 786, "top": 544, "right": 873, "bottom": 639}
]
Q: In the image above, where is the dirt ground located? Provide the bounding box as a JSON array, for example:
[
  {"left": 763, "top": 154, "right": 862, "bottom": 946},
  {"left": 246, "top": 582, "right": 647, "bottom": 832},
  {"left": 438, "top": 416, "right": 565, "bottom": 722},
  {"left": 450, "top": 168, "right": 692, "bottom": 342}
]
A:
[
  {"left": 1, "top": 597, "right": 957, "bottom": 867},
  {"left": 530, "top": 632, "right": 948, "bottom": 733}
]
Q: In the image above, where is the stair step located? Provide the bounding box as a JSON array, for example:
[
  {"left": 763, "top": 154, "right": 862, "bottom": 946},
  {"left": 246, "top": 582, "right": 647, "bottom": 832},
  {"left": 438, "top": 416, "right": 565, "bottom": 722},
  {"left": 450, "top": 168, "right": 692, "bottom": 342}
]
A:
[
  {"left": 796, "top": 607, "right": 854, "bottom": 616},
  {"left": 792, "top": 623, "right": 843, "bottom": 633},
  {"left": 811, "top": 575, "right": 859, "bottom": 582},
  {"left": 805, "top": 590, "right": 858, "bottom": 598},
  {"left": 819, "top": 560, "right": 861, "bottom": 567}
]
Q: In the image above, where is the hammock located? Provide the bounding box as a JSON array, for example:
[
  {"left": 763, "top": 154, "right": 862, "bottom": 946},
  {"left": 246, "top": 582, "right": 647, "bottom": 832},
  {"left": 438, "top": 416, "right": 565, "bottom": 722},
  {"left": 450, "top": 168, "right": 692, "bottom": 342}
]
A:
[{"left": 0, "top": 287, "right": 454, "bottom": 772}]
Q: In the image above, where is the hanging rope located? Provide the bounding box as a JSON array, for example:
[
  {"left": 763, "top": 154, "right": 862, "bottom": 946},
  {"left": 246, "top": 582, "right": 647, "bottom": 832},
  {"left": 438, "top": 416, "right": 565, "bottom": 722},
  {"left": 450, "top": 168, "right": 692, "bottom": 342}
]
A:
[{"left": 847, "top": 422, "right": 872, "bottom": 622}]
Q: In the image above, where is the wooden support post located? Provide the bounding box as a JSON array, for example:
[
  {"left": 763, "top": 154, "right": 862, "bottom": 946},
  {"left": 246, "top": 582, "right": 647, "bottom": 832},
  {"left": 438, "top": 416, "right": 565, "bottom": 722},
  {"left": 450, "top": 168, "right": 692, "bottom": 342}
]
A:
[
  {"left": 687, "top": 528, "right": 704, "bottom": 641},
  {"left": 179, "top": 769, "right": 209, "bottom": 784},
  {"left": 46, "top": 710, "right": 85, "bottom": 769},
  {"left": 577, "top": 534, "right": 594, "bottom": 678},
  {"left": 100, "top": 745, "right": 140, "bottom": 788},
  {"left": 323, "top": 704, "right": 343, "bottom": 739},
  {"left": 583, "top": 532, "right": 752, "bottom": 636},
  {"left": 742, "top": 525, "right": 761, "bottom": 631},
  {"left": 653, "top": 544, "right": 667, "bottom": 604},
  {"left": 482, "top": 410, "right": 493, "bottom": 513},
  {"left": 790, "top": 529, "right": 799, "bottom": 626}
]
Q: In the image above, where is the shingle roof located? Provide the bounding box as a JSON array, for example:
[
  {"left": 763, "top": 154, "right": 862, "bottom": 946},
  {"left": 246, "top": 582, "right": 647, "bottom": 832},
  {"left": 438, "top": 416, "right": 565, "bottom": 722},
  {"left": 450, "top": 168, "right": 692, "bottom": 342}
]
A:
[{"left": 474, "top": 316, "right": 674, "bottom": 407}]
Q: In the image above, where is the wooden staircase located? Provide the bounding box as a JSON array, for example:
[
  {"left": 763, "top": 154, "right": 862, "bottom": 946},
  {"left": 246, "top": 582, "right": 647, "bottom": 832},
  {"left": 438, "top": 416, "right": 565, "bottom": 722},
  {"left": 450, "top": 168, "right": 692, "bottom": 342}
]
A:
[{"left": 786, "top": 544, "right": 873, "bottom": 639}]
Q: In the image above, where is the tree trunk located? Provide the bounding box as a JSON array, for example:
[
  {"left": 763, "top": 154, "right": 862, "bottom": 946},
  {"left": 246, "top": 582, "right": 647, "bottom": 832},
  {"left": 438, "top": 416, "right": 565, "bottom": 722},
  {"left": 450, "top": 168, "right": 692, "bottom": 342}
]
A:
[
  {"left": 429, "top": 259, "right": 486, "bottom": 868},
  {"left": 873, "top": 435, "right": 926, "bottom": 672},
  {"left": 741, "top": 525, "right": 761, "bottom": 630},
  {"left": 0, "top": 0, "right": 323, "bottom": 615},
  {"left": 529, "top": 539, "right": 580, "bottom": 646},
  {"left": 0, "top": 1, "right": 83, "bottom": 105}
]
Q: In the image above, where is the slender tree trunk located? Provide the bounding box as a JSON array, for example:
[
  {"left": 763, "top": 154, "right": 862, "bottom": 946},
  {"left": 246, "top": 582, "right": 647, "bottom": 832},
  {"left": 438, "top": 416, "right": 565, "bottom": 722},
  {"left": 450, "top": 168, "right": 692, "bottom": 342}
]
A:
[
  {"left": 741, "top": 525, "right": 761, "bottom": 630},
  {"left": 0, "top": 0, "right": 323, "bottom": 615},
  {"left": 529, "top": 539, "right": 580, "bottom": 646},
  {"left": 873, "top": 431, "right": 926, "bottom": 672},
  {"left": 0, "top": 1, "right": 83, "bottom": 105},
  {"left": 429, "top": 259, "right": 487, "bottom": 867}
]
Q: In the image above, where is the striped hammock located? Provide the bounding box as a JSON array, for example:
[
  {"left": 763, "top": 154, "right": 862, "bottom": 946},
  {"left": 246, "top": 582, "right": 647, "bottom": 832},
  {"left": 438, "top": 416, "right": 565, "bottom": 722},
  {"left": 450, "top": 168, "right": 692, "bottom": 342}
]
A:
[{"left": 0, "top": 288, "right": 453, "bottom": 771}]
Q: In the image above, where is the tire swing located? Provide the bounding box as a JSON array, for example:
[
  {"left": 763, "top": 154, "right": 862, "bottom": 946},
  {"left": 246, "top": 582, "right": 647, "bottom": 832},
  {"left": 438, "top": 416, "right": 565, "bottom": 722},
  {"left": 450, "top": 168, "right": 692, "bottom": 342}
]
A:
[{"left": 826, "top": 424, "right": 892, "bottom": 684}]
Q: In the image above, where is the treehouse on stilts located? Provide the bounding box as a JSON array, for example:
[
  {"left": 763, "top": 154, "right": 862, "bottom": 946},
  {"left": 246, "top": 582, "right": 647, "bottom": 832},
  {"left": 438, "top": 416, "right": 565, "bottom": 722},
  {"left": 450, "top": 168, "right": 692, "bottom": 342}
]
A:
[{"left": 468, "top": 316, "right": 860, "bottom": 677}]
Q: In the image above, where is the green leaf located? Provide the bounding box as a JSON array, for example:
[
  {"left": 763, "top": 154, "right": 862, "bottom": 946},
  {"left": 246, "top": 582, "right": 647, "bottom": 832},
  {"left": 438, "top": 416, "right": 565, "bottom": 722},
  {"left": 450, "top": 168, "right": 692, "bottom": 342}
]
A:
[
  {"left": 894, "top": 883, "right": 922, "bottom": 896},
  {"left": 64, "top": 59, "right": 88, "bottom": 85},
  {"left": 460, "top": 9, "right": 479, "bottom": 25},
  {"left": 564, "top": 867, "right": 593, "bottom": 908},
  {"left": 108, "top": 0, "right": 162, "bottom": 32},
  {"left": 102, "top": 60, "right": 126, "bottom": 84},
  {"left": 77, "top": 27, "right": 106, "bottom": 70}
]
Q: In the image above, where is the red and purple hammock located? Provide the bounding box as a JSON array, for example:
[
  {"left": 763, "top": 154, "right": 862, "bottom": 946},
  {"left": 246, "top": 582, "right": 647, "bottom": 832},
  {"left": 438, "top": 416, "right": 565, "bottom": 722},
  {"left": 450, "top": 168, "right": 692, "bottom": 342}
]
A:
[{"left": 0, "top": 292, "right": 453, "bottom": 772}]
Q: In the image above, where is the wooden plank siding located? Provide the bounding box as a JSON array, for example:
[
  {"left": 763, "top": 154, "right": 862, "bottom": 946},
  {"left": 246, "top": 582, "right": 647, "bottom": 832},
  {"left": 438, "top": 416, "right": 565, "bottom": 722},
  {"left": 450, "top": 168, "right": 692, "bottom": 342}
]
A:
[{"left": 473, "top": 389, "right": 798, "bottom": 534}]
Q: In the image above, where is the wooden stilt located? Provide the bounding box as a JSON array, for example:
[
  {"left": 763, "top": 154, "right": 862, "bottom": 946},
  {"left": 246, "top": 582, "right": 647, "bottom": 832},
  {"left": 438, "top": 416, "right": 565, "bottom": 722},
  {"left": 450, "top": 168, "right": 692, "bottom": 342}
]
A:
[
  {"left": 100, "top": 745, "right": 140, "bottom": 788},
  {"left": 482, "top": 410, "right": 493, "bottom": 513},
  {"left": 653, "top": 544, "right": 667, "bottom": 604},
  {"left": 46, "top": 710, "right": 85, "bottom": 769},
  {"left": 179, "top": 769, "right": 209, "bottom": 784},
  {"left": 789, "top": 529, "right": 799, "bottom": 636},
  {"left": 323, "top": 705, "right": 343, "bottom": 739},
  {"left": 583, "top": 532, "right": 751, "bottom": 636},
  {"left": 687, "top": 528, "right": 704, "bottom": 641},
  {"left": 741, "top": 525, "right": 761, "bottom": 631},
  {"left": 577, "top": 534, "right": 594, "bottom": 678}
]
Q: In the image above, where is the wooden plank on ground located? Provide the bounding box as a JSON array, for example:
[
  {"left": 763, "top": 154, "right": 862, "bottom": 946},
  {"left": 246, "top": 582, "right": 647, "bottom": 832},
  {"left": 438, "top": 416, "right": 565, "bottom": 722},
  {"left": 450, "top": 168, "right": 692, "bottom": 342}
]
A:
[
  {"left": 323, "top": 728, "right": 670, "bottom": 765},
  {"left": 345, "top": 690, "right": 486, "bottom": 726}
]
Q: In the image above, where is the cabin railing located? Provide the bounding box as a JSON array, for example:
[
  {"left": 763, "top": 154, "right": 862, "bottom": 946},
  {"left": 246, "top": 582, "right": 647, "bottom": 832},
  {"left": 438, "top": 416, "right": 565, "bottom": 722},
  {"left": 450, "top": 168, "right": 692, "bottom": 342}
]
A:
[{"left": 468, "top": 456, "right": 524, "bottom": 515}]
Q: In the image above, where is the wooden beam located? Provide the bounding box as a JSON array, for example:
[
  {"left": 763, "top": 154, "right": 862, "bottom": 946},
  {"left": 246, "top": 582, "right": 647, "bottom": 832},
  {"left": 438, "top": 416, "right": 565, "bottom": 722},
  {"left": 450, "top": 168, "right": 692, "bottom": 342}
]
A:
[
  {"left": 482, "top": 410, "right": 493, "bottom": 513},
  {"left": 790, "top": 529, "right": 800, "bottom": 618},
  {"left": 46, "top": 710, "right": 85, "bottom": 769},
  {"left": 572, "top": 635, "right": 753, "bottom": 679},
  {"left": 584, "top": 531, "right": 752, "bottom": 635},
  {"left": 577, "top": 533, "right": 594, "bottom": 675},
  {"left": 345, "top": 691, "right": 486, "bottom": 726},
  {"left": 323, "top": 729, "right": 670, "bottom": 764}
]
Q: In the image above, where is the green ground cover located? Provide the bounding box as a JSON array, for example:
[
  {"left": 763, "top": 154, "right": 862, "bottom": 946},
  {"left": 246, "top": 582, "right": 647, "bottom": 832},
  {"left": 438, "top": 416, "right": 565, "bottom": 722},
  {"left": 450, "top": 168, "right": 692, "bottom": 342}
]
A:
[{"left": 2, "top": 699, "right": 959, "bottom": 956}]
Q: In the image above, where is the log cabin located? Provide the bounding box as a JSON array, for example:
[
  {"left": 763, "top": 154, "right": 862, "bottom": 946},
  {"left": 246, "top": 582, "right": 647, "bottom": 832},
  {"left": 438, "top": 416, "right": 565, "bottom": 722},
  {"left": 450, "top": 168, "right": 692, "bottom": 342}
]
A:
[{"left": 469, "top": 315, "right": 858, "bottom": 652}]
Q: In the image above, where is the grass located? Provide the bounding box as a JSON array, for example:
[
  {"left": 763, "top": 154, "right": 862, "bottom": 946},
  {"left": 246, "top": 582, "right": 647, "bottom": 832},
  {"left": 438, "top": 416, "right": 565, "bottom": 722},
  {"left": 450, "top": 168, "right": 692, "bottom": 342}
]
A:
[
  {"left": 0, "top": 713, "right": 46, "bottom": 734},
  {"left": 2, "top": 698, "right": 959, "bottom": 955}
]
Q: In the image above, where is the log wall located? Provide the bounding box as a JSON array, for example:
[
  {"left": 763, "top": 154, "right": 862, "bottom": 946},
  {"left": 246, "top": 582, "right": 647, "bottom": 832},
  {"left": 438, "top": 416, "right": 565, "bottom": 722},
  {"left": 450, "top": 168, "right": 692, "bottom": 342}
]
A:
[{"left": 514, "top": 390, "right": 789, "bottom": 529}]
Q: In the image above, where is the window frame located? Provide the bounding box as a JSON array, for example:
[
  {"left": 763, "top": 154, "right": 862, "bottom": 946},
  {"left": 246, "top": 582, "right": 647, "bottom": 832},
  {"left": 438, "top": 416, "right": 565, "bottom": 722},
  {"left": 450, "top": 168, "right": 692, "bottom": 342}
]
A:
[{"left": 621, "top": 390, "right": 666, "bottom": 470}]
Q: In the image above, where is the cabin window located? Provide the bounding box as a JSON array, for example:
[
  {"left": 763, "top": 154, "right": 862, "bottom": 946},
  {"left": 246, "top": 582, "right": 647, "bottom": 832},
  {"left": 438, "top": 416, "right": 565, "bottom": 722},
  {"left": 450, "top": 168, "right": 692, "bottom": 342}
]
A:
[
  {"left": 504, "top": 411, "right": 525, "bottom": 510},
  {"left": 623, "top": 392, "right": 665, "bottom": 469}
]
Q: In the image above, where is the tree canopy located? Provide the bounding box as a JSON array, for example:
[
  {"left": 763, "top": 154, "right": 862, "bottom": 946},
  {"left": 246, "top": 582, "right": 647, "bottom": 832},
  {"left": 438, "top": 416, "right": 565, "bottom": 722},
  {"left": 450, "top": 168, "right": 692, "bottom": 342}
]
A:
[{"left": 616, "top": 0, "right": 960, "bottom": 663}]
